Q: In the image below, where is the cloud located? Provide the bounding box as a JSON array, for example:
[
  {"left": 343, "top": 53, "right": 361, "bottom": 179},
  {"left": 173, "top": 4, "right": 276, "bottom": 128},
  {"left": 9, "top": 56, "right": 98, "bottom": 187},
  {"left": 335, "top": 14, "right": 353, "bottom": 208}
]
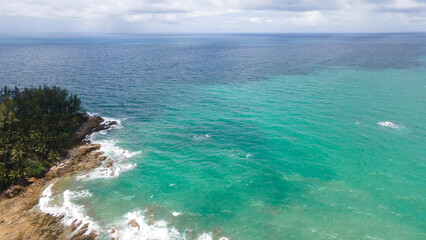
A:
[
  {"left": 232, "top": 0, "right": 344, "bottom": 11},
  {"left": 0, "top": 0, "right": 425, "bottom": 32},
  {"left": 376, "top": 6, "right": 426, "bottom": 13},
  {"left": 373, "top": 0, "right": 426, "bottom": 13}
]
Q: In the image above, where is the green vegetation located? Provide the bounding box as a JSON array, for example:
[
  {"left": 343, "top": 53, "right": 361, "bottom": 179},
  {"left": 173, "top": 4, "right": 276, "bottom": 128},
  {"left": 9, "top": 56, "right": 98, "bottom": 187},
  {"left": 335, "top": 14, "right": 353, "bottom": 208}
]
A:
[{"left": 0, "top": 86, "right": 83, "bottom": 191}]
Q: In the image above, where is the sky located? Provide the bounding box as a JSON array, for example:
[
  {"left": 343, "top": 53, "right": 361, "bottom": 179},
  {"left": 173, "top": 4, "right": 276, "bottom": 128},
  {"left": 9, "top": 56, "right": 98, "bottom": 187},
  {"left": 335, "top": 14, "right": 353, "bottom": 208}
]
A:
[{"left": 0, "top": 0, "right": 425, "bottom": 33}]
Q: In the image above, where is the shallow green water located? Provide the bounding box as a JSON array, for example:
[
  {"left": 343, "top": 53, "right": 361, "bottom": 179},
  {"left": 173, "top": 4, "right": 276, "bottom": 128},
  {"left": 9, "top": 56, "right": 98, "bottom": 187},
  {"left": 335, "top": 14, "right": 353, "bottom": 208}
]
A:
[{"left": 51, "top": 67, "right": 425, "bottom": 239}]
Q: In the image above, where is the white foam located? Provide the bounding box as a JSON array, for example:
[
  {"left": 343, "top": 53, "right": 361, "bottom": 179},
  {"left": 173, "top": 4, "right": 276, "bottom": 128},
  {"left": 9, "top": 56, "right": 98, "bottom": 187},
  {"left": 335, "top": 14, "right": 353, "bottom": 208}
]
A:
[
  {"left": 123, "top": 195, "right": 135, "bottom": 201},
  {"left": 108, "top": 210, "right": 228, "bottom": 240},
  {"left": 76, "top": 139, "right": 140, "bottom": 180},
  {"left": 102, "top": 116, "right": 123, "bottom": 128},
  {"left": 378, "top": 121, "right": 400, "bottom": 129},
  {"left": 78, "top": 115, "right": 141, "bottom": 180},
  {"left": 197, "top": 233, "right": 213, "bottom": 240},
  {"left": 39, "top": 183, "right": 100, "bottom": 236},
  {"left": 84, "top": 115, "right": 123, "bottom": 143},
  {"left": 86, "top": 113, "right": 122, "bottom": 128},
  {"left": 39, "top": 183, "right": 55, "bottom": 212},
  {"left": 193, "top": 134, "right": 211, "bottom": 140},
  {"left": 172, "top": 211, "right": 181, "bottom": 217},
  {"left": 109, "top": 211, "right": 184, "bottom": 240},
  {"left": 97, "top": 139, "right": 141, "bottom": 158}
]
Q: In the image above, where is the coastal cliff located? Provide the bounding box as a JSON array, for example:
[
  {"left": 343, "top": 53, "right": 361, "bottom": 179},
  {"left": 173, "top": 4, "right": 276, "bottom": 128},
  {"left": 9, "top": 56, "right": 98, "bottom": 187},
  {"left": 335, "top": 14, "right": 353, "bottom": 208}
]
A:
[{"left": 0, "top": 114, "right": 116, "bottom": 240}]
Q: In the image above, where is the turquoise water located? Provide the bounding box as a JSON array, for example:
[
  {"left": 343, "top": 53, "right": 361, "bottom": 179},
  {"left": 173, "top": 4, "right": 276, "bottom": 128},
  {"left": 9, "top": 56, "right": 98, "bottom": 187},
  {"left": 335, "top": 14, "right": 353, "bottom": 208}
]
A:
[{"left": 2, "top": 34, "right": 426, "bottom": 239}]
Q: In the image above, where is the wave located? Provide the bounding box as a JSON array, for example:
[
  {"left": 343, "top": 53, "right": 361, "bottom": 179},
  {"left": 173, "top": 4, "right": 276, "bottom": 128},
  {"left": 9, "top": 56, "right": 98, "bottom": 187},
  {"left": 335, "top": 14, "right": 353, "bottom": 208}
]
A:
[
  {"left": 76, "top": 139, "right": 140, "bottom": 180},
  {"left": 109, "top": 210, "right": 228, "bottom": 240},
  {"left": 193, "top": 134, "right": 211, "bottom": 140},
  {"left": 377, "top": 121, "right": 401, "bottom": 129},
  {"left": 86, "top": 112, "right": 123, "bottom": 130},
  {"left": 109, "top": 211, "right": 183, "bottom": 240},
  {"left": 102, "top": 116, "right": 123, "bottom": 129},
  {"left": 39, "top": 183, "right": 100, "bottom": 236},
  {"left": 172, "top": 211, "right": 181, "bottom": 217},
  {"left": 40, "top": 186, "right": 229, "bottom": 239},
  {"left": 77, "top": 116, "right": 141, "bottom": 181}
]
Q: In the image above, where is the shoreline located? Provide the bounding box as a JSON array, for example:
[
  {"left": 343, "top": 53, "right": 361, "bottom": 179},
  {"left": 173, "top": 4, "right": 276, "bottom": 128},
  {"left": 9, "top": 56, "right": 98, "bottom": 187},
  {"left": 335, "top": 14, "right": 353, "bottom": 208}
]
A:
[{"left": 0, "top": 114, "right": 117, "bottom": 240}]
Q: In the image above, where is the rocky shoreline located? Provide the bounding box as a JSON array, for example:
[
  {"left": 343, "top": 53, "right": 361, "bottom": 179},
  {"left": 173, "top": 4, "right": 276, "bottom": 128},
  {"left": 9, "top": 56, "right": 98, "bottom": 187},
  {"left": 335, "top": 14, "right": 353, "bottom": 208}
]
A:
[{"left": 0, "top": 114, "right": 117, "bottom": 240}]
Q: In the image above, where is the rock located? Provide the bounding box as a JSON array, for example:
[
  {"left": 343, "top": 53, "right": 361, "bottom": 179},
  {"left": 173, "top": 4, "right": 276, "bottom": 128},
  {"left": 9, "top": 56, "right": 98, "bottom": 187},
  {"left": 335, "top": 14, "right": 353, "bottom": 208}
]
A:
[
  {"left": 71, "top": 220, "right": 82, "bottom": 231},
  {"left": 28, "top": 177, "right": 37, "bottom": 183},
  {"left": 109, "top": 227, "right": 120, "bottom": 240},
  {"left": 84, "top": 231, "right": 99, "bottom": 240},
  {"left": 71, "top": 115, "right": 103, "bottom": 145},
  {"left": 74, "top": 223, "right": 89, "bottom": 237},
  {"left": 105, "top": 160, "right": 117, "bottom": 168},
  {"left": 107, "top": 121, "right": 117, "bottom": 126},
  {"left": 71, "top": 114, "right": 118, "bottom": 145},
  {"left": 2, "top": 186, "right": 24, "bottom": 198},
  {"left": 128, "top": 219, "right": 140, "bottom": 230},
  {"left": 187, "top": 229, "right": 194, "bottom": 239}
]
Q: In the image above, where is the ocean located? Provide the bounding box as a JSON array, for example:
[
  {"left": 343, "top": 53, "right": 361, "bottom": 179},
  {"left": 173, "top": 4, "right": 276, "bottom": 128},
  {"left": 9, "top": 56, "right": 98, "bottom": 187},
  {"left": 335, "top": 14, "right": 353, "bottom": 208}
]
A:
[{"left": 1, "top": 33, "right": 425, "bottom": 239}]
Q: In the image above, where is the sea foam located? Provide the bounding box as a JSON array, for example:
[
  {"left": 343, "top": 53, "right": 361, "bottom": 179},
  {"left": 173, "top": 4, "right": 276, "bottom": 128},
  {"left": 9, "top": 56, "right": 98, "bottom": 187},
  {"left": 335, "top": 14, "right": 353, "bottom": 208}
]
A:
[
  {"left": 39, "top": 183, "right": 100, "bottom": 236},
  {"left": 109, "top": 211, "right": 183, "bottom": 240},
  {"left": 76, "top": 138, "right": 140, "bottom": 180},
  {"left": 109, "top": 210, "right": 227, "bottom": 240},
  {"left": 193, "top": 134, "right": 211, "bottom": 140},
  {"left": 377, "top": 121, "right": 401, "bottom": 129},
  {"left": 77, "top": 116, "right": 141, "bottom": 180}
]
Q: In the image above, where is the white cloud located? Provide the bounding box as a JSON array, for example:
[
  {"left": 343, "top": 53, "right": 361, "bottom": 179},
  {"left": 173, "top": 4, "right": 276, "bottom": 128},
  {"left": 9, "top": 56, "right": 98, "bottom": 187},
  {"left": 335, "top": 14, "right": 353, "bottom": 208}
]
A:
[
  {"left": 186, "top": 10, "right": 242, "bottom": 18},
  {"left": 0, "top": 0, "right": 425, "bottom": 32},
  {"left": 391, "top": 0, "right": 423, "bottom": 8}
]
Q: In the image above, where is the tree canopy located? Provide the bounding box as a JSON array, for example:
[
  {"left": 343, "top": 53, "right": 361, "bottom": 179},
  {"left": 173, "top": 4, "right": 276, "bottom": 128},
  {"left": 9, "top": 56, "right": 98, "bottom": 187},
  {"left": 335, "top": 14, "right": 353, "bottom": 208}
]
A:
[{"left": 0, "top": 86, "right": 83, "bottom": 191}]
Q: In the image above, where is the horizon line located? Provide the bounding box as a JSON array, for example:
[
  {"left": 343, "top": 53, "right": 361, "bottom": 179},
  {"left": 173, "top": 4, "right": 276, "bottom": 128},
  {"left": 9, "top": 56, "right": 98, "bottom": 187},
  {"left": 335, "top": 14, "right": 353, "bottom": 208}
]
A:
[{"left": 1, "top": 31, "right": 426, "bottom": 36}]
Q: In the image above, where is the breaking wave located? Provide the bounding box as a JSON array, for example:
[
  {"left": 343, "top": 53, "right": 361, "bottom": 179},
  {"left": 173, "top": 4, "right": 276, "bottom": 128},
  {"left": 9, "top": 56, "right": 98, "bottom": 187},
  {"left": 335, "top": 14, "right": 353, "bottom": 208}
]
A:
[
  {"left": 77, "top": 116, "right": 141, "bottom": 180},
  {"left": 378, "top": 121, "right": 401, "bottom": 129},
  {"left": 39, "top": 183, "right": 100, "bottom": 236},
  {"left": 109, "top": 210, "right": 228, "bottom": 240}
]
